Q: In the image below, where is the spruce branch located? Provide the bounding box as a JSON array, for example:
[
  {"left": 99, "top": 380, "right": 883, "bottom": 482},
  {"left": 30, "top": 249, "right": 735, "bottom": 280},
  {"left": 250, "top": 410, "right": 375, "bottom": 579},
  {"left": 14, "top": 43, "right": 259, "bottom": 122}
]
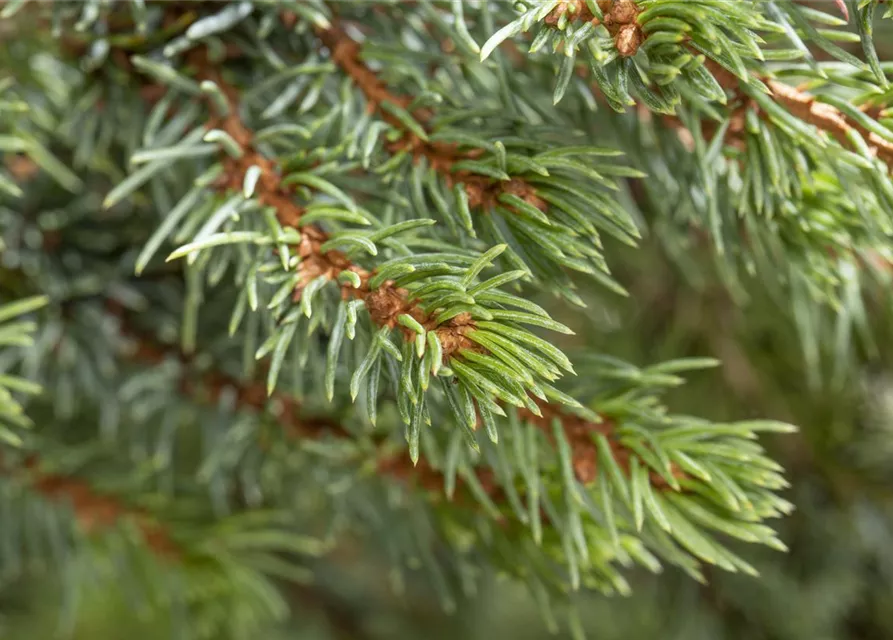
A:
[
  {"left": 701, "top": 61, "right": 893, "bottom": 171},
  {"left": 154, "top": 36, "right": 607, "bottom": 455},
  {"left": 0, "top": 3, "right": 806, "bottom": 622},
  {"left": 1, "top": 446, "right": 346, "bottom": 637},
  {"left": 0, "top": 294, "right": 177, "bottom": 557},
  {"left": 315, "top": 21, "right": 550, "bottom": 214},
  {"left": 307, "top": 12, "right": 635, "bottom": 298},
  {"left": 113, "top": 9, "right": 793, "bottom": 584},
  {"left": 555, "top": 10, "right": 893, "bottom": 319},
  {"left": 108, "top": 298, "right": 779, "bottom": 597},
  {"left": 109, "top": 299, "right": 678, "bottom": 499},
  {"left": 191, "top": 54, "right": 481, "bottom": 362},
  {"left": 11, "top": 454, "right": 178, "bottom": 557},
  {"left": 141, "top": 60, "right": 678, "bottom": 493},
  {"left": 572, "top": 2, "right": 893, "bottom": 172},
  {"left": 765, "top": 79, "right": 893, "bottom": 169}
]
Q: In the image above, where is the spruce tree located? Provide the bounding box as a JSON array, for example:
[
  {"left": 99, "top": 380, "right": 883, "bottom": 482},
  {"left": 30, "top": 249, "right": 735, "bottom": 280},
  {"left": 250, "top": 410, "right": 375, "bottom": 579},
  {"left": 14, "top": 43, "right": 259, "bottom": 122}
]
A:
[{"left": 1, "top": 1, "right": 891, "bottom": 638}]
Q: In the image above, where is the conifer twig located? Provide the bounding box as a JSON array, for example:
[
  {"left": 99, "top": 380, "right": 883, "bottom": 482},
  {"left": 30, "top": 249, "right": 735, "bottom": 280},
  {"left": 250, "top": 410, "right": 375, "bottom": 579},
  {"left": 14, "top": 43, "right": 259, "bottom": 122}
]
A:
[
  {"left": 191, "top": 53, "right": 480, "bottom": 360},
  {"left": 705, "top": 61, "right": 893, "bottom": 170},
  {"left": 4, "top": 452, "right": 374, "bottom": 640},
  {"left": 0, "top": 454, "right": 179, "bottom": 556},
  {"left": 112, "top": 301, "right": 680, "bottom": 494},
  {"left": 314, "top": 21, "right": 549, "bottom": 213},
  {"left": 766, "top": 80, "right": 893, "bottom": 169},
  {"left": 551, "top": 1, "right": 893, "bottom": 170},
  {"left": 181, "top": 43, "right": 683, "bottom": 495}
]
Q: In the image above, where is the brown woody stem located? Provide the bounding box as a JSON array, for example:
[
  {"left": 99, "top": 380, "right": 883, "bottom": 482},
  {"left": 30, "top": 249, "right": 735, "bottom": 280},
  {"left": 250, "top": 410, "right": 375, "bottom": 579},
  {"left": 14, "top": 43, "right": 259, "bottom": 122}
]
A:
[
  {"left": 766, "top": 80, "right": 893, "bottom": 170},
  {"left": 697, "top": 61, "right": 893, "bottom": 171},
  {"left": 314, "top": 23, "right": 548, "bottom": 213}
]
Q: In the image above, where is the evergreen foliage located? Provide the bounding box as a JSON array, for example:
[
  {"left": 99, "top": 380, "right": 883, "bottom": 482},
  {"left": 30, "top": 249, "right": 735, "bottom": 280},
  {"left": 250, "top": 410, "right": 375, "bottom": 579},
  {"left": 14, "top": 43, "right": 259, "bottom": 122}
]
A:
[{"left": 0, "top": 1, "right": 891, "bottom": 638}]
